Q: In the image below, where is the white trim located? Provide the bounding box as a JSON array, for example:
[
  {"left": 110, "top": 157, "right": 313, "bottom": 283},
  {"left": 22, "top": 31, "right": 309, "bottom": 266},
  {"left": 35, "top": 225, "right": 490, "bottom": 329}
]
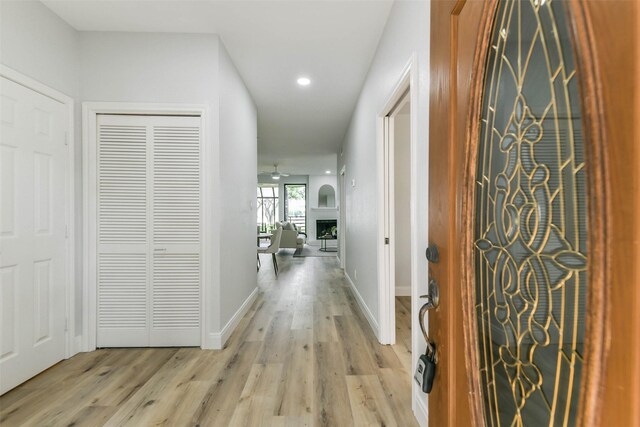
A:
[
  {"left": 413, "top": 389, "right": 429, "bottom": 427},
  {"left": 396, "top": 286, "right": 412, "bottom": 297},
  {"left": 207, "top": 286, "right": 259, "bottom": 349},
  {"left": 0, "top": 65, "right": 73, "bottom": 104},
  {"left": 377, "top": 55, "right": 416, "bottom": 345},
  {"left": 407, "top": 52, "right": 427, "bottom": 416},
  {"left": 0, "top": 65, "right": 78, "bottom": 359},
  {"left": 82, "top": 102, "right": 210, "bottom": 351},
  {"left": 338, "top": 165, "right": 347, "bottom": 270},
  {"left": 73, "top": 335, "right": 83, "bottom": 355},
  {"left": 345, "top": 272, "right": 380, "bottom": 339}
]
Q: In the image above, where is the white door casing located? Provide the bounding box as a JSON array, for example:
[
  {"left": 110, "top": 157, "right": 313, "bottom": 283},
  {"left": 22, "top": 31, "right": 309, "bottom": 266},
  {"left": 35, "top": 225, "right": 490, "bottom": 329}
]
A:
[
  {"left": 378, "top": 62, "right": 412, "bottom": 346},
  {"left": 339, "top": 165, "right": 346, "bottom": 270},
  {"left": 375, "top": 55, "right": 430, "bottom": 424},
  {"left": 95, "top": 114, "right": 202, "bottom": 347},
  {"left": 0, "top": 76, "right": 69, "bottom": 394}
]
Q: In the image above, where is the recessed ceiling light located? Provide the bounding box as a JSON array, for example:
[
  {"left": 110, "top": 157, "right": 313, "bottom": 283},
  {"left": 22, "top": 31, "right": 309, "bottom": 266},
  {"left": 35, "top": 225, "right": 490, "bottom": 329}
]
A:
[
  {"left": 297, "top": 77, "right": 311, "bottom": 86},
  {"left": 325, "top": 170, "right": 331, "bottom": 174}
]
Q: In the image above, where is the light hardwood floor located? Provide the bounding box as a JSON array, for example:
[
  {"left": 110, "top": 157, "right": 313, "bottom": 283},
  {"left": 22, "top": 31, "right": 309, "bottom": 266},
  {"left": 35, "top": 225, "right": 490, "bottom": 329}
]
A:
[
  {"left": 394, "top": 296, "right": 413, "bottom": 376},
  {"left": 0, "top": 255, "right": 418, "bottom": 427}
]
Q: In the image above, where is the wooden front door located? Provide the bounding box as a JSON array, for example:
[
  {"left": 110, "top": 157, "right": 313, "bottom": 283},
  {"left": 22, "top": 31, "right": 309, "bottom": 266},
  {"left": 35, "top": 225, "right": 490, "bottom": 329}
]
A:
[
  {"left": 427, "top": 1, "right": 484, "bottom": 425},
  {"left": 427, "top": 0, "right": 639, "bottom": 426}
]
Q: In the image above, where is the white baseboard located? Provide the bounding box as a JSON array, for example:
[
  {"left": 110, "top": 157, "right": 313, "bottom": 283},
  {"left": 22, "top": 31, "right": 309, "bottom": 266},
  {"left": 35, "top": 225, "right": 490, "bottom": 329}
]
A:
[
  {"left": 74, "top": 335, "right": 83, "bottom": 354},
  {"left": 413, "top": 388, "right": 428, "bottom": 427},
  {"left": 396, "top": 286, "right": 411, "bottom": 297},
  {"left": 204, "top": 332, "right": 218, "bottom": 350},
  {"left": 344, "top": 272, "right": 380, "bottom": 339},
  {"left": 207, "top": 287, "right": 259, "bottom": 349},
  {"left": 67, "top": 335, "right": 83, "bottom": 358}
]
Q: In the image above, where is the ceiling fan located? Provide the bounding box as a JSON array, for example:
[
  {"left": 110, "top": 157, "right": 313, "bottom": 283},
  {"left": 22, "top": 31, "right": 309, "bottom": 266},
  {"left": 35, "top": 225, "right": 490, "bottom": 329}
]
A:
[{"left": 259, "top": 164, "right": 290, "bottom": 180}]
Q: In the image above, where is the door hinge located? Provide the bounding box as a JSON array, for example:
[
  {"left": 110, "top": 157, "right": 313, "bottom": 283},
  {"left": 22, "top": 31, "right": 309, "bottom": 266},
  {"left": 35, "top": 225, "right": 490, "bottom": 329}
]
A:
[
  {"left": 385, "top": 237, "right": 390, "bottom": 245},
  {"left": 65, "top": 318, "right": 69, "bottom": 332},
  {"left": 64, "top": 131, "right": 69, "bottom": 146},
  {"left": 65, "top": 225, "right": 69, "bottom": 239}
]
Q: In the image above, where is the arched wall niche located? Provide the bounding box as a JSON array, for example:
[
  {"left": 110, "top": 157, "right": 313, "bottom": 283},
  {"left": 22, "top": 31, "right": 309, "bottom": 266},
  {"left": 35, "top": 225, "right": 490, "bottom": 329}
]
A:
[{"left": 318, "top": 184, "right": 336, "bottom": 208}]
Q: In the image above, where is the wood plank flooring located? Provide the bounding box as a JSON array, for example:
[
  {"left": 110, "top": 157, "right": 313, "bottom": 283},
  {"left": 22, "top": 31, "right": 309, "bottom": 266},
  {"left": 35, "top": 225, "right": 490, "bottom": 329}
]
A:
[
  {"left": 0, "top": 255, "right": 418, "bottom": 426},
  {"left": 394, "top": 296, "right": 413, "bottom": 375}
]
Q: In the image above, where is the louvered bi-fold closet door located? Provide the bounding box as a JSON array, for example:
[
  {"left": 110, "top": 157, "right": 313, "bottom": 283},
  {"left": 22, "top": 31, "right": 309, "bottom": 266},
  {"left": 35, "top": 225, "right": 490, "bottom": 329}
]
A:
[
  {"left": 97, "top": 115, "right": 148, "bottom": 346},
  {"left": 96, "top": 115, "right": 201, "bottom": 347},
  {"left": 150, "top": 116, "right": 201, "bottom": 346}
]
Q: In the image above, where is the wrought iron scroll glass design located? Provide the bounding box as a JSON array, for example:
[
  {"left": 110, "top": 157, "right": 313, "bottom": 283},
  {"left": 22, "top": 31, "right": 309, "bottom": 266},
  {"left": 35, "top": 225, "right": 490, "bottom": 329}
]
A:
[{"left": 473, "top": 0, "right": 587, "bottom": 425}]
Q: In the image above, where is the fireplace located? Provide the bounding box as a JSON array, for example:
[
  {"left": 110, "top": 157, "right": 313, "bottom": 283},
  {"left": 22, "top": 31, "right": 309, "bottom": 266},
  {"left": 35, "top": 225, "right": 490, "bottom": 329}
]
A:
[{"left": 316, "top": 219, "right": 337, "bottom": 239}]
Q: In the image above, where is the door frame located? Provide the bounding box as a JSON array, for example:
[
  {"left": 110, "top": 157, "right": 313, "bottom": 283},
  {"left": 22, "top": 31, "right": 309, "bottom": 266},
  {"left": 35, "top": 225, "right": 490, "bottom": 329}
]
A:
[
  {"left": 0, "top": 65, "right": 77, "bottom": 358},
  {"left": 339, "top": 165, "right": 346, "bottom": 269},
  {"left": 82, "top": 102, "right": 210, "bottom": 350},
  {"left": 377, "top": 55, "right": 418, "bottom": 345}
]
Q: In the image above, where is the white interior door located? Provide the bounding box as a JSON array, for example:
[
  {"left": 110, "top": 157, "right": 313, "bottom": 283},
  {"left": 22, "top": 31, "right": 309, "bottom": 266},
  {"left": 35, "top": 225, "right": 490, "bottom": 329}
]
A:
[
  {"left": 96, "top": 115, "right": 149, "bottom": 346},
  {"left": 149, "top": 118, "right": 201, "bottom": 346},
  {"left": 96, "top": 114, "right": 201, "bottom": 347},
  {"left": 1, "top": 77, "right": 68, "bottom": 394}
]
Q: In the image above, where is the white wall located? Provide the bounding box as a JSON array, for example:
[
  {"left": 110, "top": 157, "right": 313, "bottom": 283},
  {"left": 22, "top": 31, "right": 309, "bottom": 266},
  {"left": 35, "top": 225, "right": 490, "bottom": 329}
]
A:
[
  {"left": 0, "top": 1, "right": 80, "bottom": 97},
  {"left": 394, "top": 112, "right": 411, "bottom": 297},
  {"left": 218, "top": 43, "right": 258, "bottom": 328},
  {"left": 0, "top": 0, "right": 83, "bottom": 335},
  {"left": 338, "top": 0, "right": 430, "bottom": 421},
  {"left": 1, "top": 6, "right": 258, "bottom": 349},
  {"left": 80, "top": 32, "right": 220, "bottom": 106},
  {"left": 339, "top": 0, "right": 429, "bottom": 324}
]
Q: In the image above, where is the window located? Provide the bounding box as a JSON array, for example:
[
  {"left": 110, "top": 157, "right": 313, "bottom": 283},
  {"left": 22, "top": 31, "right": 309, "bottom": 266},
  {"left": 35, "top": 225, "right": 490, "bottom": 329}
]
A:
[
  {"left": 257, "top": 184, "right": 279, "bottom": 232},
  {"left": 284, "top": 184, "right": 306, "bottom": 233}
]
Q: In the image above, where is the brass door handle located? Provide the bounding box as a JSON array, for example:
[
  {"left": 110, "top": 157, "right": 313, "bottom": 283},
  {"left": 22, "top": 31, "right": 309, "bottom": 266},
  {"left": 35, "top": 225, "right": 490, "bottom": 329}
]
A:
[{"left": 420, "top": 278, "right": 439, "bottom": 309}]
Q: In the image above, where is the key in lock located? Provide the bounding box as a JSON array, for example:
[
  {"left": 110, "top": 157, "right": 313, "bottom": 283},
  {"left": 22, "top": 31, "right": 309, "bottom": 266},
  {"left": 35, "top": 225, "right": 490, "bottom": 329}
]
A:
[{"left": 415, "top": 282, "right": 438, "bottom": 394}]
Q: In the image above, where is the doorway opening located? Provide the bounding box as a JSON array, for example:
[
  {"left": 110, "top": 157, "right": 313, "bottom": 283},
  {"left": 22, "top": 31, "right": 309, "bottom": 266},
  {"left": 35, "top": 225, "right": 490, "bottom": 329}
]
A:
[
  {"left": 381, "top": 89, "right": 412, "bottom": 344},
  {"left": 379, "top": 69, "right": 413, "bottom": 345},
  {"left": 388, "top": 93, "right": 413, "bottom": 374},
  {"left": 377, "top": 58, "right": 425, "bottom": 423},
  {"left": 284, "top": 183, "right": 306, "bottom": 233},
  {"left": 82, "top": 102, "right": 211, "bottom": 351}
]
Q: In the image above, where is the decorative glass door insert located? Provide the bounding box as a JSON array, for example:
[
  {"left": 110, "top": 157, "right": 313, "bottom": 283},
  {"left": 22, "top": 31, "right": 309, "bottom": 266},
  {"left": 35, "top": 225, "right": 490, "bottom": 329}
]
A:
[{"left": 473, "top": 0, "right": 588, "bottom": 425}]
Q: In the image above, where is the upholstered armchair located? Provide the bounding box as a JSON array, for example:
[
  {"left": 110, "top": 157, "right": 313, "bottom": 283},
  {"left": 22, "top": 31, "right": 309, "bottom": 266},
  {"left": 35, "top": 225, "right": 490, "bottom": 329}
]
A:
[{"left": 276, "top": 221, "right": 306, "bottom": 249}]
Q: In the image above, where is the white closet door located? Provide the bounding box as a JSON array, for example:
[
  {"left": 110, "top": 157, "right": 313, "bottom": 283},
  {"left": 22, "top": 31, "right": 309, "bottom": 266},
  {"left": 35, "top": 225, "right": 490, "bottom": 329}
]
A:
[
  {"left": 96, "top": 115, "right": 149, "bottom": 346},
  {"left": 96, "top": 115, "right": 200, "bottom": 347},
  {"left": 0, "top": 77, "right": 68, "bottom": 394},
  {"left": 150, "top": 117, "right": 201, "bottom": 346}
]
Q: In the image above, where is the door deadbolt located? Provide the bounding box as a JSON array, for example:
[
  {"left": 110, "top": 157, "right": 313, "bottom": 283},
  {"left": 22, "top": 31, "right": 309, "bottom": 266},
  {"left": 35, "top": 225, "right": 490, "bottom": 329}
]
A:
[{"left": 425, "top": 244, "right": 439, "bottom": 263}]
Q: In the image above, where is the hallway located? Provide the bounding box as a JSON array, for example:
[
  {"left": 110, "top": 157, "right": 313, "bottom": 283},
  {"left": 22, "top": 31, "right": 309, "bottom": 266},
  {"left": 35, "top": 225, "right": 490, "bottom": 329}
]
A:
[{"left": 0, "top": 255, "right": 417, "bottom": 426}]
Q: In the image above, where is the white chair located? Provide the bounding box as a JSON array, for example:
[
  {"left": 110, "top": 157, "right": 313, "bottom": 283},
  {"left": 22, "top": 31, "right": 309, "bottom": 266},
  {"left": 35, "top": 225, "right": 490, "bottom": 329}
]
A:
[{"left": 257, "top": 227, "right": 282, "bottom": 276}]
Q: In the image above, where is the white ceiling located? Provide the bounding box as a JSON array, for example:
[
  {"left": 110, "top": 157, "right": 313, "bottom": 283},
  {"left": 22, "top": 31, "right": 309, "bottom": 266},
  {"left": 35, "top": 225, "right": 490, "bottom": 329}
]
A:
[{"left": 41, "top": 0, "right": 394, "bottom": 176}]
